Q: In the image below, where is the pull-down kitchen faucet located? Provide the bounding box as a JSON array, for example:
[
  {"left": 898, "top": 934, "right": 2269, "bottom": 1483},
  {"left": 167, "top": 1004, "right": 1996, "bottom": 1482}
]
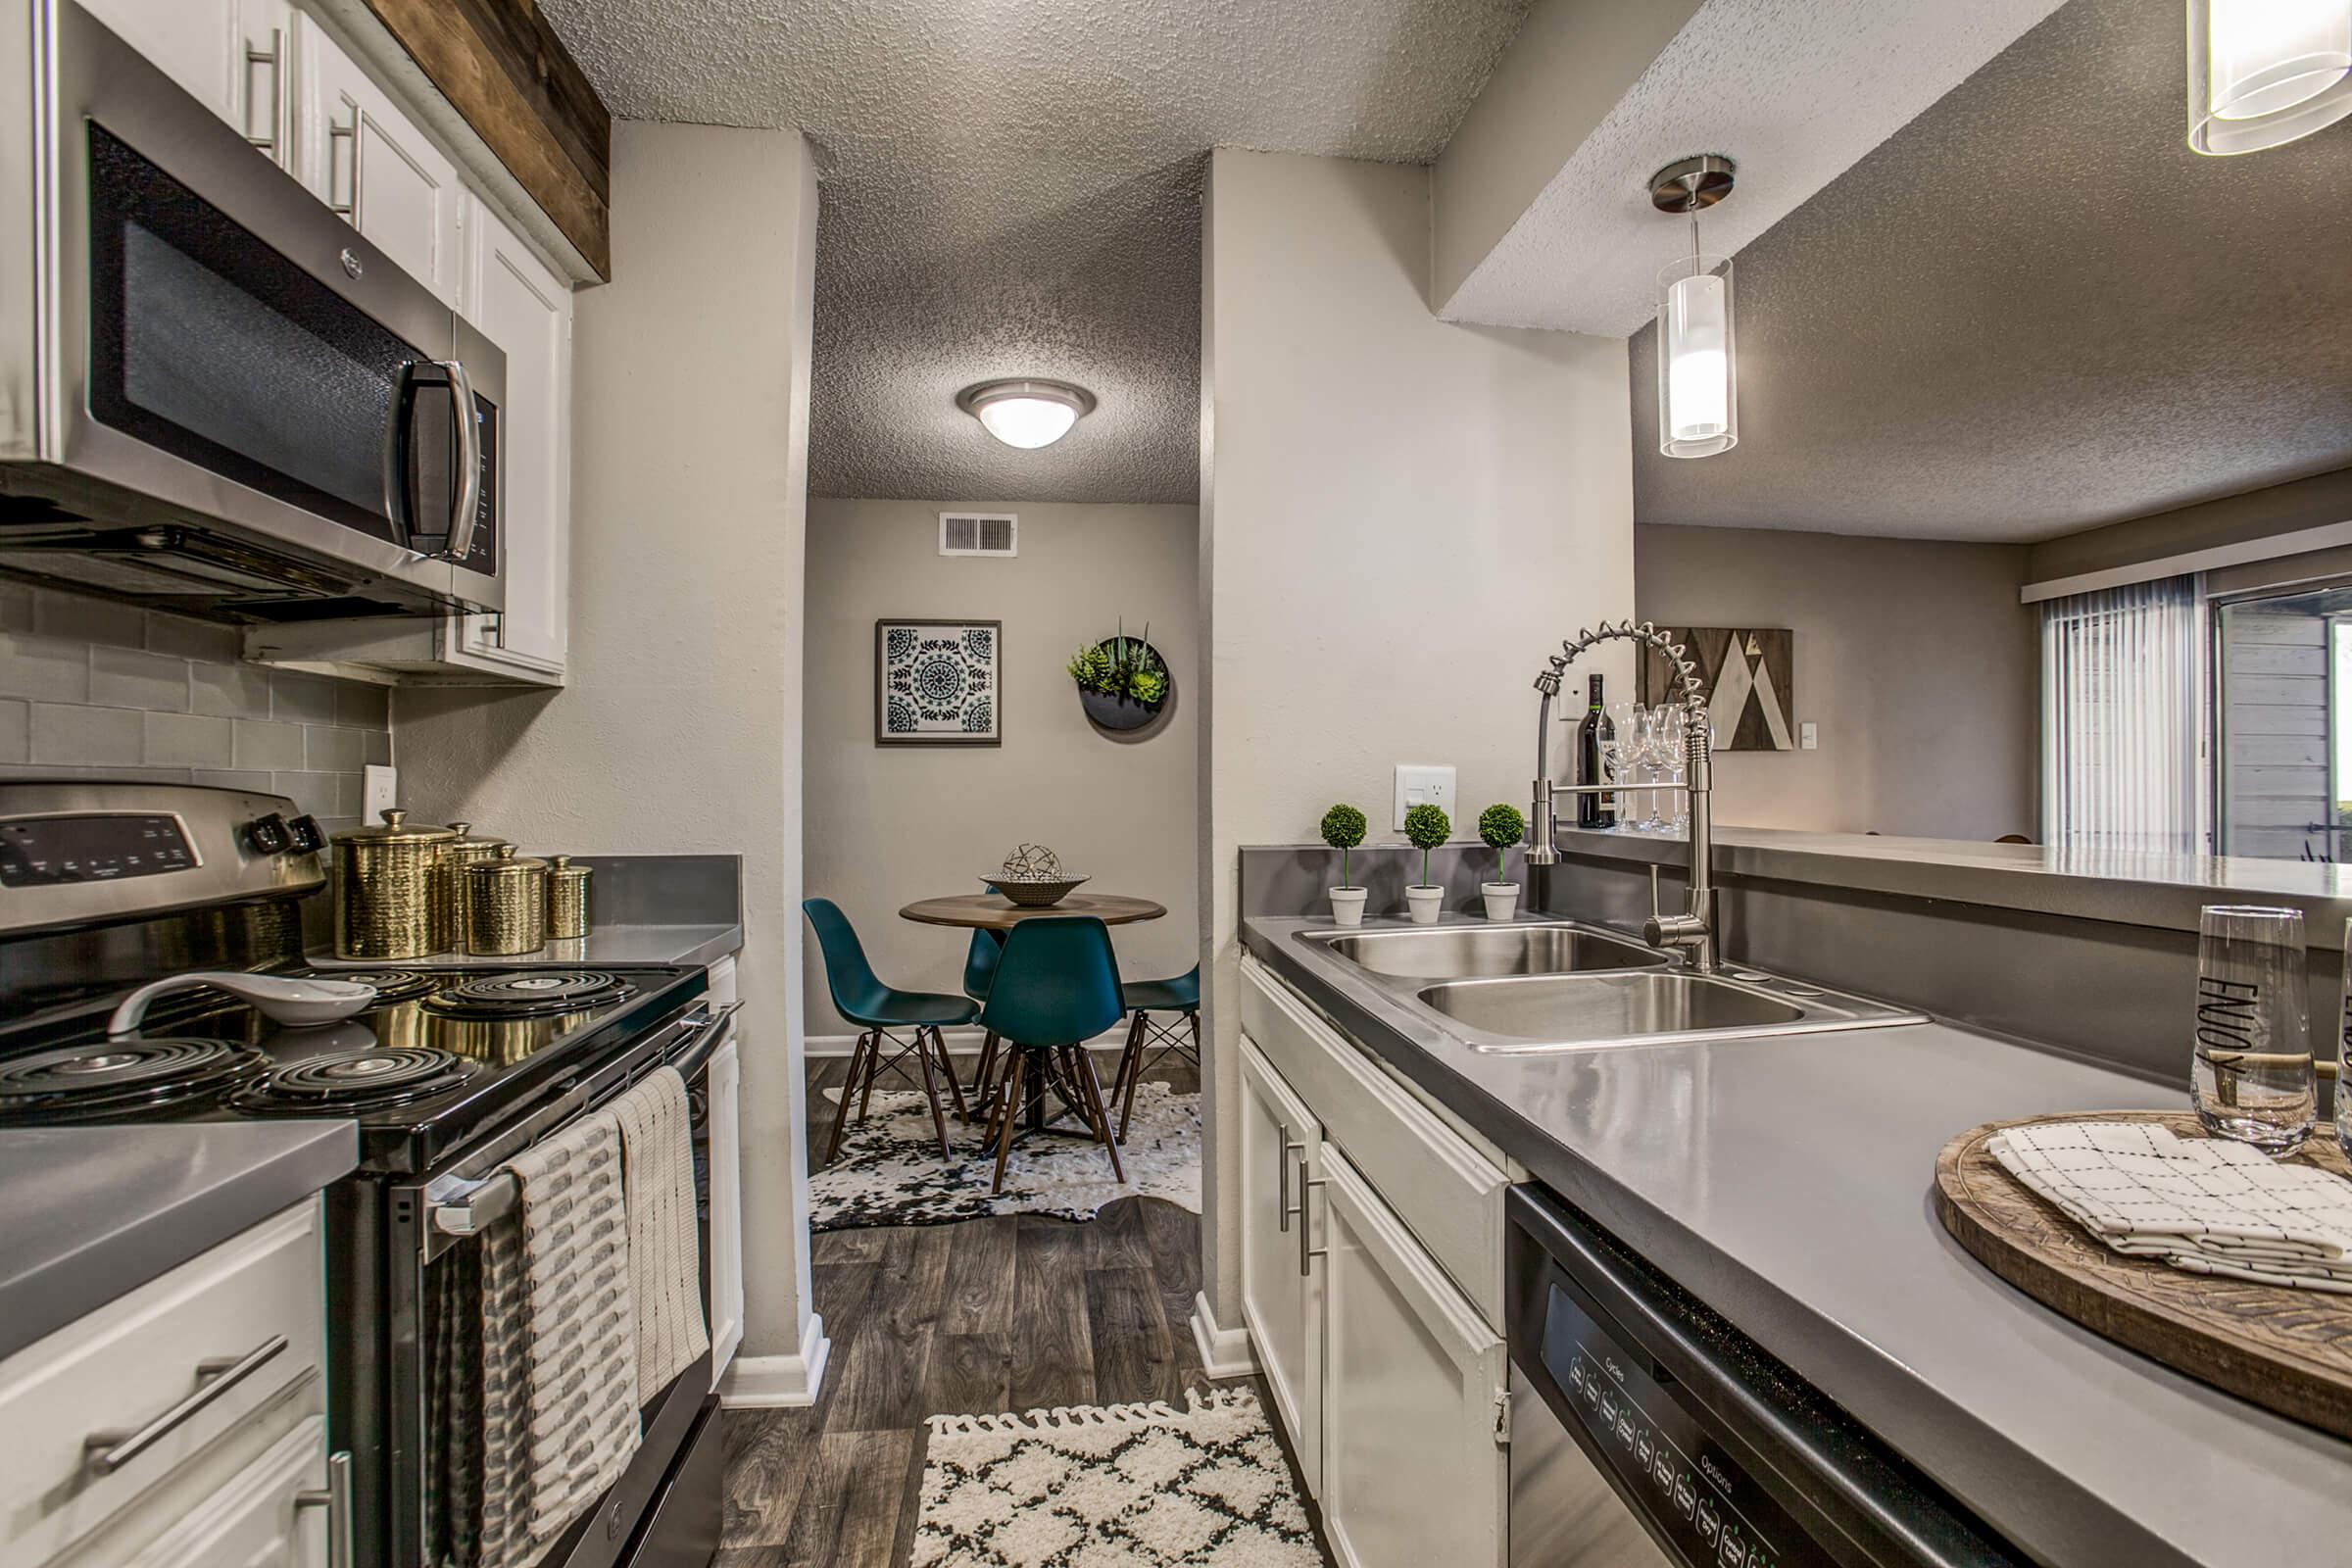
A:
[{"left": 1525, "top": 620, "right": 1717, "bottom": 973}]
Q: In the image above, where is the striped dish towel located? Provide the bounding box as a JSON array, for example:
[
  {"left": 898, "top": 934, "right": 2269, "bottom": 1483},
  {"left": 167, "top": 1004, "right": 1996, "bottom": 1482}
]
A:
[
  {"left": 496, "top": 1110, "right": 643, "bottom": 1555},
  {"left": 609, "top": 1065, "right": 710, "bottom": 1393},
  {"left": 1991, "top": 1120, "right": 2352, "bottom": 1292}
]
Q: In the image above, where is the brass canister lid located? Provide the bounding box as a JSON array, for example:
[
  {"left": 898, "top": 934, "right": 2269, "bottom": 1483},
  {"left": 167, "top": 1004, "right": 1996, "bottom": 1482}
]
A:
[
  {"left": 547, "top": 854, "right": 589, "bottom": 885},
  {"left": 333, "top": 808, "right": 457, "bottom": 846},
  {"left": 444, "top": 821, "right": 511, "bottom": 855},
  {"left": 466, "top": 843, "right": 548, "bottom": 879}
]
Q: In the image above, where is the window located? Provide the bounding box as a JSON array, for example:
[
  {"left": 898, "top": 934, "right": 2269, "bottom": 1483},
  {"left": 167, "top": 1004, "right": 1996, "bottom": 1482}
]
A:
[
  {"left": 2214, "top": 583, "right": 2352, "bottom": 860},
  {"left": 2041, "top": 576, "right": 2203, "bottom": 854}
]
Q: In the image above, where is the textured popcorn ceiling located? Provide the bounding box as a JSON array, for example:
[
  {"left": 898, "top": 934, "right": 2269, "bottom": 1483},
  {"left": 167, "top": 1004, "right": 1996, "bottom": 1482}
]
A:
[
  {"left": 535, "top": 0, "right": 1536, "bottom": 503},
  {"left": 1630, "top": 0, "right": 2352, "bottom": 540}
]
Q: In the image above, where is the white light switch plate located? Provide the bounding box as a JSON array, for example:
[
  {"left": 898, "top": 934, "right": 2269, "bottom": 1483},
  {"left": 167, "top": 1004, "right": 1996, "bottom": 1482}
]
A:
[
  {"left": 362, "top": 764, "right": 399, "bottom": 821},
  {"left": 1394, "top": 764, "right": 1456, "bottom": 830},
  {"left": 1799, "top": 722, "right": 1818, "bottom": 751}
]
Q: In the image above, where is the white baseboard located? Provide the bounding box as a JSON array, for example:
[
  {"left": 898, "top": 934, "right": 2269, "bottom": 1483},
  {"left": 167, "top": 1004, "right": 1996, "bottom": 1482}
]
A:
[
  {"left": 1190, "top": 1292, "right": 1256, "bottom": 1380},
  {"left": 806, "top": 1025, "right": 1133, "bottom": 1059},
  {"left": 717, "top": 1311, "right": 832, "bottom": 1408}
]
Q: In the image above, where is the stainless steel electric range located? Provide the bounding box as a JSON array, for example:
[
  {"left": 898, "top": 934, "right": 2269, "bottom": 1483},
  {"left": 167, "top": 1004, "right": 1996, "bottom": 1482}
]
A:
[{"left": 0, "top": 781, "right": 730, "bottom": 1568}]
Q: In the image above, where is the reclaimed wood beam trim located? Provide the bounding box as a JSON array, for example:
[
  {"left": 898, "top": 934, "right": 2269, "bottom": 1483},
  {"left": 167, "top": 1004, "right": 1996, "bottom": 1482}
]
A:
[{"left": 355, "top": 0, "right": 612, "bottom": 278}]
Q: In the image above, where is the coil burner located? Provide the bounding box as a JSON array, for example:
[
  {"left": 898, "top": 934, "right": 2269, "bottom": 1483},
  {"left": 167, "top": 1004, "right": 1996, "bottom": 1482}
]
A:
[
  {"left": 230, "top": 1046, "right": 475, "bottom": 1112},
  {"left": 0, "top": 1039, "right": 267, "bottom": 1120},
  {"left": 420, "top": 970, "right": 638, "bottom": 1020}
]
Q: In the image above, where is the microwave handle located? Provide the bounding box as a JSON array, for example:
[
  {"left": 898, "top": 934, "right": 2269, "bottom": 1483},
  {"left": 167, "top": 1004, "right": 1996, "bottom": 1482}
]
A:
[
  {"left": 442, "top": 358, "right": 482, "bottom": 563},
  {"left": 379, "top": 359, "right": 481, "bottom": 562}
]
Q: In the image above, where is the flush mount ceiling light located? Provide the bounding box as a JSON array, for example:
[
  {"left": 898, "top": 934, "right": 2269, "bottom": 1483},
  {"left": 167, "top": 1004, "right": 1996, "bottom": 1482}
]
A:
[
  {"left": 956, "top": 378, "right": 1098, "bottom": 450},
  {"left": 2188, "top": 0, "right": 2352, "bottom": 154},
  {"left": 1650, "top": 156, "right": 1738, "bottom": 462}
]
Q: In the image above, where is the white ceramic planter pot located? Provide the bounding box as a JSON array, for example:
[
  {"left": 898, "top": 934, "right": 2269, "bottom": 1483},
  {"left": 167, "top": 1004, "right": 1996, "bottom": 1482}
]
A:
[
  {"left": 1482, "top": 882, "right": 1520, "bottom": 921},
  {"left": 1329, "top": 887, "right": 1369, "bottom": 927},
  {"left": 1405, "top": 885, "right": 1446, "bottom": 924}
]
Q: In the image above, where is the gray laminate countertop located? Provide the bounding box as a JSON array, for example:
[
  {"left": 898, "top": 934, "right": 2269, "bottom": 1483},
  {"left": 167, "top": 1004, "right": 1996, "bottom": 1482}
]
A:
[
  {"left": 1242, "top": 913, "right": 2352, "bottom": 1568},
  {"left": 0, "top": 1121, "right": 357, "bottom": 1361},
  {"left": 310, "top": 923, "right": 745, "bottom": 973}
]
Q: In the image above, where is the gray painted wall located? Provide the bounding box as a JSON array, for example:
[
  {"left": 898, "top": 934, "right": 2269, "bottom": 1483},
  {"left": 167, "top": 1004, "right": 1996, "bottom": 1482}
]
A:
[
  {"left": 392, "top": 124, "right": 823, "bottom": 1384},
  {"left": 0, "top": 582, "right": 390, "bottom": 832},
  {"left": 1635, "top": 524, "right": 2038, "bottom": 842},
  {"left": 801, "top": 498, "right": 1199, "bottom": 1036}
]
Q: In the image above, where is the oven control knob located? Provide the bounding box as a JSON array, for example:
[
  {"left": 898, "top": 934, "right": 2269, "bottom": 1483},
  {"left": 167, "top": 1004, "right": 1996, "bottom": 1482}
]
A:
[
  {"left": 286, "top": 814, "right": 328, "bottom": 854},
  {"left": 248, "top": 813, "right": 292, "bottom": 855}
]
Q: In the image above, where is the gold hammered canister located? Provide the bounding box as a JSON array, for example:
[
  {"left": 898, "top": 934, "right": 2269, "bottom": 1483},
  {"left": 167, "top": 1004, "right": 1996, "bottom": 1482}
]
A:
[
  {"left": 436, "top": 822, "right": 511, "bottom": 951},
  {"left": 331, "top": 809, "right": 458, "bottom": 958},
  {"left": 545, "top": 856, "right": 591, "bottom": 940},
  {"left": 465, "top": 845, "right": 548, "bottom": 956}
]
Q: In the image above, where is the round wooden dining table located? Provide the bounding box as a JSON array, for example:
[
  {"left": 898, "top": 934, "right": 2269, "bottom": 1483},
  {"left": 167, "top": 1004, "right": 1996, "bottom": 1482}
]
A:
[{"left": 897, "top": 892, "right": 1167, "bottom": 931}]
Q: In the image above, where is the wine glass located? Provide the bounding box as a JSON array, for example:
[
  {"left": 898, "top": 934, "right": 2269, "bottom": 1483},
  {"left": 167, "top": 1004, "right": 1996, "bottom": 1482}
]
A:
[
  {"left": 1655, "top": 706, "right": 1689, "bottom": 835},
  {"left": 1604, "top": 701, "right": 1641, "bottom": 830}
]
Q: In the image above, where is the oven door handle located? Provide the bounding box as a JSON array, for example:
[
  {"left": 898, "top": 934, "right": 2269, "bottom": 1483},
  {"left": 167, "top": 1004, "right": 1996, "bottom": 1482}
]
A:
[{"left": 425, "top": 1003, "right": 740, "bottom": 1238}]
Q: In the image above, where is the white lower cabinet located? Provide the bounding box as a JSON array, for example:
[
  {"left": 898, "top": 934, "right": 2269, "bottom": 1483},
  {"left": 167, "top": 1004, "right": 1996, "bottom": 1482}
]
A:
[
  {"left": 1237, "top": 962, "right": 1514, "bottom": 1568},
  {"left": 1240, "top": 1039, "right": 1324, "bottom": 1490},
  {"left": 1315, "top": 1149, "right": 1507, "bottom": 1568},
  {"left": 113, "top": 1419, "right": 329, "bottom": 1568}
]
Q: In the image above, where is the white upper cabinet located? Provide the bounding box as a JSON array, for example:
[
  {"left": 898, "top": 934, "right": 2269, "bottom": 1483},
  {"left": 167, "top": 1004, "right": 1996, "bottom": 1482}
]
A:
[
  {"left": 80, "top": 0, "right": 294, "bottom": 166},
  {"left": 291, "top": 13, "right": 463, "bottom": 307},
  {"left": 454, "top": 193, "right": 571, "bottom": 678}
]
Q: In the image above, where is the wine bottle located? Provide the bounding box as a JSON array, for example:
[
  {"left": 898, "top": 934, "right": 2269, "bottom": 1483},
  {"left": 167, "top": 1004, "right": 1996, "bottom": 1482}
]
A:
[{"left": 1577, "top": 675, "right": 1614, "bottom": 829}]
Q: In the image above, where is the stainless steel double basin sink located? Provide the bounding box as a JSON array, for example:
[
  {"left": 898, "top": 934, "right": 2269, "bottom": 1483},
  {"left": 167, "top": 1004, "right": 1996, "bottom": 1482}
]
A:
[{"left": 1301, "top": 921, "right": 1923, "bottom": 1053}]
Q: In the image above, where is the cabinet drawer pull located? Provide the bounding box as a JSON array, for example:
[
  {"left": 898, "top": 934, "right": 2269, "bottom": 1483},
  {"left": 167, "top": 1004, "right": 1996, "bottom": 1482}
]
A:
[
  {"left": 81, "top": 1334, "right": 289, "bottom": 1475},
  {"left": 296, "top": 1450, "right": 354, "bottom": 1568},
  {"left": 244, "top": 27, "right": 286, "bottom": 162},
  {"left": 1277, "top": 1120, "right": 1306, "bottom": 1231},
  {"left": 1297, "top": 1151, "right": 1326, "bottom": 1278},
  {"left": 328, "top": 114, "right": 364, "bottom": 221}
]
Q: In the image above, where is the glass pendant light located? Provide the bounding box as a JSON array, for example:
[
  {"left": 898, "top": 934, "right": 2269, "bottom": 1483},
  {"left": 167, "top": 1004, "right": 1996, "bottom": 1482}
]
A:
[
  {"left": 1651, "top": 156, "right": 1738, "bottom": 461},
  {"left": 956, "top": 378, "right": 1098, "bottom": 450},
  {"left": 2188, "top": 0, "right": 2352, "bottom": 154}
]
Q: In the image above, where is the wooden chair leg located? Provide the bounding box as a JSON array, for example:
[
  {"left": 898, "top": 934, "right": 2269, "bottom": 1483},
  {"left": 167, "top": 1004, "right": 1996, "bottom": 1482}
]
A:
[
  {"left": 965, "top": 1031, "right": 999, "bottom": 1123},
  {"left": 825, "top": 1031, "right": 870, "bottom": 1165},
  {"left": 1071, "top": 1045, "right": 1125, "bottom": 1183},
  {"left": 858, "top": 1032, "right": 884, "bottom": 1120},
  {"left": 992, "top": 1050, "right": 1027, "bottom": 1195},
  {"left": 1117, "top": 1023, "right": 1147, "bottom": 1144},
  {"left": 1109, "top": 1010, "right": 1146, "bottom": 1102},
  {"left": 931, "top": 1026, "right": 970, "bottom": 1122},
  {"left": 915, "top": 1031, "right": 953, "bottom": 1159}
]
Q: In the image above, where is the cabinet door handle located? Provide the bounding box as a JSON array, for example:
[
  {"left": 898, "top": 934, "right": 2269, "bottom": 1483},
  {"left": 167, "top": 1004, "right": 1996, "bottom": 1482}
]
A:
[
  {"left": 244, "top": 27, "right": 286, "bottom": 163},
  {"left": 328, "top": 112, "right": 364, "bottom": 222},
  {"left": 81, "top": 1334, "right": 288, "bottom": 1475},
  {"left": 296, "top": 1450, "right": 354, "bottom": 1568},
  {"left": 1296, "top": 1152, "right": 1326, "bottom": 1278},
  {"left": 1279, "top": 1123, "right": 1317, "bottom": 1231}
]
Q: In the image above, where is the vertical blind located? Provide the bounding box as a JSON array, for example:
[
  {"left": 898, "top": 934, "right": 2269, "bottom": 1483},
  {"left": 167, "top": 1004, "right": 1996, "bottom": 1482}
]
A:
[{"left": 2041, "top": 575, "right": 2203, "bottom": 854}]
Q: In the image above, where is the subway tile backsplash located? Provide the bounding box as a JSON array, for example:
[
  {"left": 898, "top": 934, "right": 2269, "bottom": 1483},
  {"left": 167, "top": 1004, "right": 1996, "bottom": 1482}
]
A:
[{"left": 0, "top": 583, "right": 390, "bottom": 832}]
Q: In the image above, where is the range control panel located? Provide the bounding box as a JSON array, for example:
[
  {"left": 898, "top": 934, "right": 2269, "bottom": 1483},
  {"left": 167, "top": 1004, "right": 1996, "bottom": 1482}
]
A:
[
  {"left": 1543, "top": 1282, "right": 1829, "bottom": 1568},
  {"left": 0, "top": 813, "right": 196, "bottom": 887}
]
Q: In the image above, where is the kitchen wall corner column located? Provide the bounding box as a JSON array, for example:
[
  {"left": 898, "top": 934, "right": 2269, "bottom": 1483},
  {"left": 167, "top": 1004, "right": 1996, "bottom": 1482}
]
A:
[
  {"left": 390, "top": 122, "right": 826, "bottom": 1402},
  {"left": 1197, "top": 148, "right": 1637, "bottom": 1345}
]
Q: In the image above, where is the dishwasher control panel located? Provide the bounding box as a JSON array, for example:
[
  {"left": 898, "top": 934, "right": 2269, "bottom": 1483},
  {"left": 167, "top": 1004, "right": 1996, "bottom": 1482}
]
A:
[{"left": 1540, "top": 1282, "right": 1828, "bottom": 1568}]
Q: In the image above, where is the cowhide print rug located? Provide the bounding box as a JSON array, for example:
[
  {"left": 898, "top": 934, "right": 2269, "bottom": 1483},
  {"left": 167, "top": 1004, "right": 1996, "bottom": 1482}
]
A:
[
  {"left": 913, "top": 1389, "right": 1323, "bottom": 1568},
  {"left": 810, "top": 1080, "right": 1200, "bottom": 1231}
]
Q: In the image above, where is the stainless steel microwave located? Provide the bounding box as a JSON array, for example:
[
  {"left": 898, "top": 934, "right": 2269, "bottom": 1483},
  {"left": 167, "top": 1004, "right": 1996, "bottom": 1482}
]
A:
[{"left": 0, "top": 0, "right": 504, "bottom": 621}]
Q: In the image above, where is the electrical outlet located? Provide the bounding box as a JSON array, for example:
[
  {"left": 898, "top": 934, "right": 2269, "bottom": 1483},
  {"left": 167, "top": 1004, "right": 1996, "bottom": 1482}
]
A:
[
  {"left": 1394, "top": 764, "right": 1457, "bottom": 830},
  {"left": 1799, "top": 721, "right": 1818, "bottom": 751},
  {"left": 362, "top": 764, "right": 399, "bottom": 820}
]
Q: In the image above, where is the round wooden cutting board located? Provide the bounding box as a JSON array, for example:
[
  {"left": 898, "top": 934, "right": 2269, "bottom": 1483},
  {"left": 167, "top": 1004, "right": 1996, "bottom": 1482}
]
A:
[{"left": 1935, "top": 1110, "right": 2352, "bottom": 1439}]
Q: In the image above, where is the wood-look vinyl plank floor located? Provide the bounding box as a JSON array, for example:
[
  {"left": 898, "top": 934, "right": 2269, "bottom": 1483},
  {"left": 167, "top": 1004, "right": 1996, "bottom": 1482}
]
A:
[{"left": 715, "top": 1052, "right": 1278, "bottom": 1567}]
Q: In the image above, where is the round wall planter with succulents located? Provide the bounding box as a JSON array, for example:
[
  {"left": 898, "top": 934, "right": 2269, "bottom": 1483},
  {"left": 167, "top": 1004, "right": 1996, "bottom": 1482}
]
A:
[{"left": 1066, "top": 624, "right": 1172, "bottom": 733}]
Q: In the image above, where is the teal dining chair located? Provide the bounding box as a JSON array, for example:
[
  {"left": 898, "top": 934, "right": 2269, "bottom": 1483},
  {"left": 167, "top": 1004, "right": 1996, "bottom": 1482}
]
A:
[
  {"left": 803, "top": 898, "right": 975, "bottom": 1161},
  {"left": 962, "top": 928, "right": 1005, "bottom": 1122},
  {"left": 976, "top": 915, "right": 1129, "bottom": 1194},
  {"left": 1109, "top": 962, "right": 1200, "bottom": 1140}
]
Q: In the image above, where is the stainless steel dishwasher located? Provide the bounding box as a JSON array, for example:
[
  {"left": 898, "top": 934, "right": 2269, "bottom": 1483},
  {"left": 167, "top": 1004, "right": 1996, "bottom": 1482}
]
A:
[{"left": 1505, "top": 1186, "right": 2020, "bottom": 1568}]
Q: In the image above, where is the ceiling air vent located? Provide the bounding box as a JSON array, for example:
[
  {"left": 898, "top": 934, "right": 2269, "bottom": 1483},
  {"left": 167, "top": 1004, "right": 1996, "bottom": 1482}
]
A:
[{"left": 940, "top": 512, "right": 1017, "bottom": 558}]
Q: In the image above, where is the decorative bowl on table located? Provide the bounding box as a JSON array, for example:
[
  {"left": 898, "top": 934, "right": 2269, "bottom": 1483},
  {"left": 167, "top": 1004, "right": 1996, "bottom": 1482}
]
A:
[{"left": 981, "top": 875, "right": 1089, "bottom": 908}]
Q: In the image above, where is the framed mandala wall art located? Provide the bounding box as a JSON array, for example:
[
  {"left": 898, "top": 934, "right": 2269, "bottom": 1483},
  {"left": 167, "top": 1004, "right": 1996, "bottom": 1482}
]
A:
[{"left": 875, "top": 619, "right": 1003, "bottom": 746}]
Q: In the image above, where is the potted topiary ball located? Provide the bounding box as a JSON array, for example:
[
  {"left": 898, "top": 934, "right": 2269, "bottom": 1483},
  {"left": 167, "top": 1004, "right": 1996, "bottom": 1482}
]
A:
[
  {"left": 1478, "top": 803, "right": 1527, "bottom": 921},
  {"left": 1320, "top": 804, "right": 1369, "bottom": 926},
  {"left": 1402, "top": 803, "right": 1451, "bottom": 924}
]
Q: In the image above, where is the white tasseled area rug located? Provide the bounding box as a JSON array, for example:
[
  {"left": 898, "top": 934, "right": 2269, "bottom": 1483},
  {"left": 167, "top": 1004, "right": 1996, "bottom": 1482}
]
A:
[
  {"left": 913, "top": 1389, "right": 1324, "bottom": 1567},
  {"left": 811, "top": 1081, "right": 1200, "bottom": 1231}
]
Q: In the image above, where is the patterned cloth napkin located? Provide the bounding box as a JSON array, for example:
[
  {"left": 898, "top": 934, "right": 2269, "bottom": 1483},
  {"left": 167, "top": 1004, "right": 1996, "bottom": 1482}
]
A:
[{"left": 1990, "top": 1120, "right": 2352, "bottom": 1293}]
